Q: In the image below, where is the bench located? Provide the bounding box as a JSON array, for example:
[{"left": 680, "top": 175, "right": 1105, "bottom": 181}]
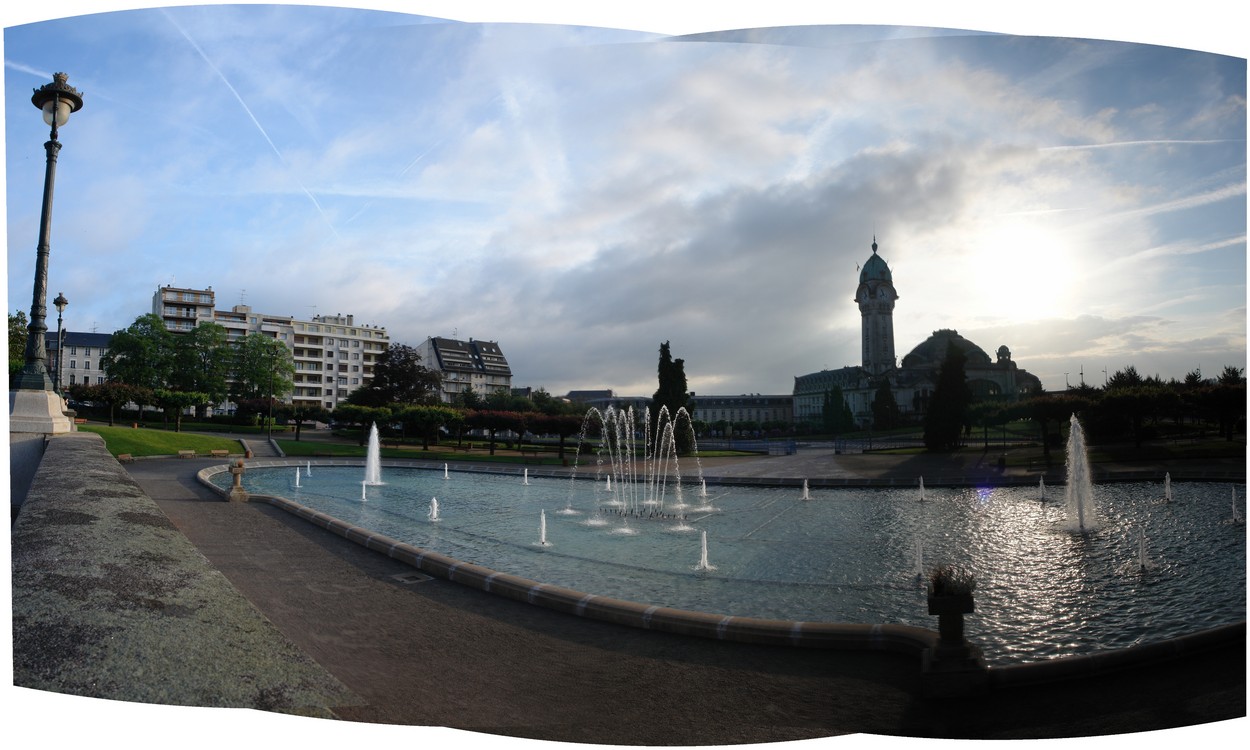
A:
[
  {"left": 74, "top": 418, "right": 87, "bottom": 424},
  {"left": 210, "top": 449, "right": 229, "bottom": 458},
  {"left": 116, "top": 453, "right": 134, "bottom": 463},
  {"left": 178, "top": 450, "right": 196, "bottom": 459}
]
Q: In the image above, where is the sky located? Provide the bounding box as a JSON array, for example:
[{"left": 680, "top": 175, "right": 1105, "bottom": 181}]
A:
[{"left": 4, "top": 1, "right": 1246, "bottom": 404}]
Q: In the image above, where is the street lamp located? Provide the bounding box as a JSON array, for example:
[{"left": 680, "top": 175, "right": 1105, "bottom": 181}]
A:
[
  {"left": 16, "top": 73, "right": 83, "bottom": 392},
  {"left": 53, "top": 292, "right": 68, "bottom": 394}
]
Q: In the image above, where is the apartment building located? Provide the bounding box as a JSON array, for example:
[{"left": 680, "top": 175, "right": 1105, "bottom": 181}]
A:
[
  {"left": 417, "top": 336, "right": 512, "bottom": 403},
  {"left": 151, "top": 285, "right": 388, "bottom": 411},
  {"left": 45, "top": 331, "right": 112, "bottom": 392}
]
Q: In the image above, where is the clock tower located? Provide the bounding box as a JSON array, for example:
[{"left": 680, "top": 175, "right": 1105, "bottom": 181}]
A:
[{"left": 856, "top": 238, "right": 897, "bottom": 376}]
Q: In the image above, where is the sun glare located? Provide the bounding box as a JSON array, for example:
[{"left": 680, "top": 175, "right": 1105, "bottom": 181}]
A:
[{"left": 964, "top": 219, "right": 1076, "bottom": 321}]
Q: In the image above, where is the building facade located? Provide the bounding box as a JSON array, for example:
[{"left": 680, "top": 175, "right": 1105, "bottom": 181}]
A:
[
  {"left": 417, "top": 337, "right": 513, "bottom": 403},
  {"left": 46, "top": 331, "right": 112, "bottom": 393},
  {"left": 690, "top": 394, "right": 793, "bottom": 427},
  {"left": 794, "top": 240, "right": 1042, "bottom": 428},
  {"left": 151, "top": 285, "right": 389, "bottom": 411}
]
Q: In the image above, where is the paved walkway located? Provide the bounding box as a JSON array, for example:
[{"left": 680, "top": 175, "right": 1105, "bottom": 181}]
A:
[{"left": 125, "top": 445, "right": 1245, "bottom": 744}]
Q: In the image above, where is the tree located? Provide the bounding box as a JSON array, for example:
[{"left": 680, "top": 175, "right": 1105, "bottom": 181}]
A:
[
  {"left": 68, "top": 381, "right": 143, "bottom": 427},
  {"left": 352, "top": 343, "right": 441, "bottom": 406},
  {"left": 871, "top": 380, "right": 900, "bottom": 431},
  {"left": 169, "top": 322, "right": 231, "bottom": 416},
  {"left": 821, "top": 386, "right": 854, "bottom": 435},
  {"left": 153, "top": 388, "right": 212, "bottom": 432},
  {"left": 9, "top": 310, "right": 29, "bottom": 385},
  {"left": 651, "top": 341, "right": 693, "bottom": 454},
  {"left": 102, "top": 314, "right": 177, "bottom": 421},
  {"left": 102, "top": 314, "right": 175, "bottom": 391},
  {"left": 396, "top": 404, "right": 460, "bottom": 450},
  {"left": 333, "top": 403, "right": 393, "bottom": 446},
  {"left": 923, "top": 341, "right": 971, "bottom": 451},
  {"left": 274, "top": 402, "right": 331, "bottom": 441},
  {"left": 229, "top": 333, "right": 294, "bottom": 403}
]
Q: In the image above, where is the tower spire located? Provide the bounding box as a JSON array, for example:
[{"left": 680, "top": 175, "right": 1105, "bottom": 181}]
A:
[{"left": 872, "top": 235, "right": 878, "bottom": 254}]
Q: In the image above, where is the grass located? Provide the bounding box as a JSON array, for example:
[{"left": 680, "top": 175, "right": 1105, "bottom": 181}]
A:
[{"left": 78, "top": 424, "right": 243, "bottom": 458}]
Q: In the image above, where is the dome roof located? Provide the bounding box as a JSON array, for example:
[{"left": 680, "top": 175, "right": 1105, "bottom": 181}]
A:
[
  {"left": 902, "top": 329, "right": 993, "bottom": 368},
  {"left": 859, "top": 238, "right": 892, "bottom": 284}
]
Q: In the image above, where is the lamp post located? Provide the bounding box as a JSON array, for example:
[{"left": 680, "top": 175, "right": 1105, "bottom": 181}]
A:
[
  {"left": 53, "top": 292, "right": 68, "bottom": 394},
  {"left": 16, "top": 73, "right": 83, "bottom": 392}
]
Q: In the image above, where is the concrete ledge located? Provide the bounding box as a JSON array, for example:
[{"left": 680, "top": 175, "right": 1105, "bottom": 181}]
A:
[{"left": 12, "top": 433, "right": 359, "bottom": 714}]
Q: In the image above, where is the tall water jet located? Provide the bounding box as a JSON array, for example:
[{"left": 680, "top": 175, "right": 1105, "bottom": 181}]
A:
[
  {"left": 538, "top": 509, "right": 550, "bottom": 546},
  {"left": 1164, "top": 473, "right": 1173, "bottom": 503},
  {"left": 695, "top": 530, "right": 715, "bottom": 571},
  {"left": 523, "top": 468, "right": 530, "bottom": 486},
  {"left": 361, "top": 481, "right": 368, "bottom": 501},
  {"left": 294, "top": 466, "right": 301, "bottom": 488},
  {"left": 918, "top": 477, "right": 926, "bottom": 502},
  {"left": 801, "top": 479, "right": 811, "bottom": 500},
  {"left": 364, "top": 423, "right": 383, "bottom": 486},
  {"left": 306, "top": 460, "right": 312, "bottom": 476},
  {"left": 443, "top": 464, "right": 449, "bottom": 480},
  {"left": 428, "top": 497, "right": 440, "bottom": 521},
  {"left": 1039, "top": 477, "right": 1046, "bottom": 500},
  {"left": 1064, "top": 414, "right": 1098, "bottom": 532}
]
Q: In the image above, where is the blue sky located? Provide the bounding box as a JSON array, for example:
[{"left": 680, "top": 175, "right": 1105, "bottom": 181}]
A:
[{"left": 5, "top": 2, "right": 1246, "bottom": 399}]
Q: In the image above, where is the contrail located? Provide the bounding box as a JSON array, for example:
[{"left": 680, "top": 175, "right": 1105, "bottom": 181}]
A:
[
  {"left": 1040, "top": 138, "right": 1242, "bottom": 152},
  {"left": 160, "top": 8, "right": 339, "bottom": 239}
]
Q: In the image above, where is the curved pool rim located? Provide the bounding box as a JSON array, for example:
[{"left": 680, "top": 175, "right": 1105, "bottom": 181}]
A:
[{"left": 196, "top": 458, "right": 1246, "bottom": 681}]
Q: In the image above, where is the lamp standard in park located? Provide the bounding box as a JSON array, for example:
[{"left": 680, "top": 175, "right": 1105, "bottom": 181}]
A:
[
  {"left": 53, "top": 292, "right": 68, "bottom": 394},
  {"left": 9, "top": 72, "right": 84, "bottom": 435}
]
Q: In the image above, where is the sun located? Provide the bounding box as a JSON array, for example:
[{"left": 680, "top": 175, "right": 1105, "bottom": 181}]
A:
[{"left": 963, "top": 217, "right": 1077, "bottom": 321}]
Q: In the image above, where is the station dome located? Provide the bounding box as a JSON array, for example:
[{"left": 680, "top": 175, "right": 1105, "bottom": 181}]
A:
[{"left": 901, "top": 329, "right": 992, "bottom": 368}]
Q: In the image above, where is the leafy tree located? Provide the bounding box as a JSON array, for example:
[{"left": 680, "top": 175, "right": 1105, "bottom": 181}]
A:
[
  {"left": 102, "top": 314, "right": 175, "bottom": 390},
  {"left": 153, "top": 388, "right": 212, "bottom": 432},
  {"left": 396, "top": 404, "right": 460, "bottom": 449},
  {"left": 332, "top": 403, "right": 394, "bottom": 445},
  {"left": 454, "top": 385, "right": 483, "bottom": 409},
  {"left": 822, "top": 386, "right": 855, "bottom": 434},
  {"left": 9, "top": 310, "right": 29, "bottom": 384},
  {"left": 229, "top": 333, "right": 294, "bottom": 402},
  {"left": 169, "top": 322, "right": 230, "bottom": 416},
  {"left": 1106, "top": 365, "right": 1144, "bottom": 390},
  {"left": 274, "top": 402, "right": 331, "bottom": 441},
  {"left": 351, "top": 343, "right": 441, "bottom": 406},
  {"left": 67, "top": 381, "right": 144, "bottom": 427},
  {"left": 1217, "top": 365, "right": 1246, "bottom": 386},
  {"left": 650, "top": 341, "right": 693, "bottom": 454},
  {"left": 923, "top": 341, "right": 971, "bottom": 451},
  {"left": 871, "top": 380, "right": 900, "bottom": 431}
]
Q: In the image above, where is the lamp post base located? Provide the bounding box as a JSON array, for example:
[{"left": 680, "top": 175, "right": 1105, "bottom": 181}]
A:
[{"left": 8, "top": 389, "right": 75, "bottom": 434}]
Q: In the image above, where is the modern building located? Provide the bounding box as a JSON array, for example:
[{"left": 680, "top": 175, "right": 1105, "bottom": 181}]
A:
[
  {"left": 45, "top": 331, "right": 112, "bottom": 392},
  {"left": 794, "top": 239, "right": 1042, "bottom": 427},
  {"left": 417, "top": 336, "right": 513, "bottom": 403},
  {"left": 151, "top": 285, "right": 389, "bottom": 411}
]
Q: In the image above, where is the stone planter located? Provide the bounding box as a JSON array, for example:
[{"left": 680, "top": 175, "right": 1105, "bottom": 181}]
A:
[{"left": 928, "top": 593, "right": 974, "bottom": 646}]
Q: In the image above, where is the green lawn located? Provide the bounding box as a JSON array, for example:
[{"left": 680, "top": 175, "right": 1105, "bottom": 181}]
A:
[{"left": 78, "top": 424, "right": 242, "bottom": 457}]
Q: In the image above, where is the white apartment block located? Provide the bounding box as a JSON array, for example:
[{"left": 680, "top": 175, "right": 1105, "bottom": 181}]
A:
[
  {"left": 46, "top": 331, "right": 112, "bottom": 393},
  {"left": 417, "top": 336, "right": 512, "bottom": 403},
  {"left": 152, "top": 285, "right": 389, "bottom": 411}
]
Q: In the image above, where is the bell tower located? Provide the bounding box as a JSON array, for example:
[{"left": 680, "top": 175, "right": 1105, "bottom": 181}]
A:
[{"left": 855, "top": 237, "right": 897, "bottom": 376}]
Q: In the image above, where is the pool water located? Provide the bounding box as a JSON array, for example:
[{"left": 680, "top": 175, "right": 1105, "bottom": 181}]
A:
[{"left": 222, "top": 466, "right": 1246, "bottom": 665}]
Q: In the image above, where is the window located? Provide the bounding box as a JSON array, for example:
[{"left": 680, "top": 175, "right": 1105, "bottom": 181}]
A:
[
  {"left": 85, "top": 347, "right": 92, "bottom": 356},
  {"left": 352, "top": 353, "right": 360, "bottom": 360},
  {"left": 70, "top": 346, "right": 77, "bottom": 355},
  {"left": 84, "top": 361, "right": 90, "bottom": 371},
  {"left": 351, "top": 377, "right": 359, "bottom": 384},
  {"left": 70, "top": 360, "right": 76, "bottom": 370},
  {"left": 69, "top": 374, "right": 76, "bottom": 384},
  {"left": 352, "top": 340, "right": 360, "bottom": 347},
  {"left": 97, "top": 376, "right": 104, "bottom": 384}
]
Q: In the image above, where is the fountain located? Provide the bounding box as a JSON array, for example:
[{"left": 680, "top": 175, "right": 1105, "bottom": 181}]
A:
[
  {"left": 294, "top": 466, "right": 301, "bottom": 488},
  {"left": 1039, "top": 477, "right": 1045, "bottom": 500},
  {"left": 523, "top": 468, "right": 530, "bottom": 486},
  {"left": 306, "top": 460, "right": 312, "bottom": 476},
  {"left": 364, "top": 422, "right": 384, "bottom": 486},
  {"left": 538, "top": 509, "right": 550, "bottom": 546},
  {"left": 443, "top": 463, "right": 449, "bottom": 480},
  {"left": 361, "top": 481, "right": 368, "bottom": 501},
  {"left": 1137, "top": 527, "right": 1151, "bottom": 571},
  {"left": 221, "top": 403, "right": 1245, "bottom": 667},
  {"left": 918, "top": 477, "right": 926, "bottom": 502},
  {"left": 800, "top": 479, "right": 811, "bottom": 500},
  {"left": 1064, "top": 414, "right": 1098, "bottom": 532},
  {"left": 1163, "top": 473, "right": 1173, "bottom": 503},
  {"left": 428, "top": 497, "right": 440, "bottom": 522},
  {"left": 694, "top": 530, "right": 715, "bottom": 571}
]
